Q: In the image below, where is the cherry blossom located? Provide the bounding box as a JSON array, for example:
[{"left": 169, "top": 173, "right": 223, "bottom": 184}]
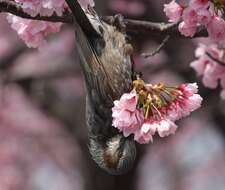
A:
[
  {"left": 112, "top": 80, "right": 202, "bottom": 144},
  {"left": 189, "top": 0, "right": 209, "bottom": 10},
  {"left": 6, "top": 0, "right": 94, "bottom": 48},
  {"left": 155, "top": 119, "right": 177, "bottom": 138},
  {"left": 190, "top": 43, "right": 225, "bottom": 98},
  {"left": 134, "top": 119, "right": 177, "bottom": 144},
  {"left": 112, "top": 90, "right": 145, "bottom": 137},
  {"left": 163, "top": 0, "right": 183, "bottom": 23},
  {"left": 7, "top": 16, "right": 62, "bottom": 48},
  {"left": 14, "top": 0, "right": 68, "bottom": 17},
  {"left": 197, "top": 8, "right": 212, "bottom": 25},
  {"left": 134, "top": 121, "right": 157, "bottom": 144},
  {"left": 182, "top": 7, "right": 198, "bottom": 26},
  {"left": 178, "top": 21, "right": 197, "bottom": 37},
  {"left": 164, "top": 0, "right": 225, "bottom": 44},
  {"left": 207, "top": 16, "right": 225, "bottom": 44}
]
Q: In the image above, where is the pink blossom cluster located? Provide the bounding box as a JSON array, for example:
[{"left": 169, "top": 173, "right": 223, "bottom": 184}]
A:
[
  {"left": 112, "top": 83, "right": 202, "bottom": 144},
  {"left": 164, "top": 0, "right": 225, "bottom": 44},
  {"left": 14, "top": 0, "right": 68, "bottom": 17},
  {"left": 13, "top": 0, "right": 94, "bottom": 17},
  {"left": 190, "top": 43, "right": 225, "bottom": 98},
  {"left": 7, "top": 0, "right": 94, "bottom": 48},
  {"left": 7, "top": 16, "right": 62, "bottom": 48}
]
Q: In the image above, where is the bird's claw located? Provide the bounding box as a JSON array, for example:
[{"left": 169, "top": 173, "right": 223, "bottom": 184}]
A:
[{"left": 112, "top": 14, "right": 126, "bottom": 32}]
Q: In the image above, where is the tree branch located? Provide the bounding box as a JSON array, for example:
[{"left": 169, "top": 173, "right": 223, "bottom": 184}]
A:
[
  {"left": 206, "top": 52, "right": 225, "bottom": 66},
  {"left": 105, "top": 17, "right": 208, "bottom": 38},
  {"left": 0, "top": 0, "right": 208, "bottom": 38},
  {"left": 141, "top": 35, "right": 170, "bottom": 58},
  {"left": 0, "top": 0, "right": 73, "bottom": 23}
]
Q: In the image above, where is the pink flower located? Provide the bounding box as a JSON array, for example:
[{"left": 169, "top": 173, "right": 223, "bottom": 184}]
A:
[
  {"left": 195, "top": 43, "right": 207, "bottom": 57},
  {"left": 7, "top": 15, "right": 62, "bottom": 48},
  {"left": 135, "top": 119, "right": 178, "bottom": 143},
  {"left": 190, "top": 44, "right": 224, "bottom": 79},
  {"left": 156, "top": 119, "right": 177, "bottom": 137},
  {"left": 181, "top": 83, "right": 199, "bottom": 94},
  {"left": 190, "top": 43, "right": 225, "bottom": 97},
  {"left": 202, "top": 63, "right": 220, "bottom": 88},
  {"left": 197, "top": 8, "right": 212, "bottom": 25},
  {"left": 207, "top": 16, "right": 225, "bottom": 43},
  {"left": 112, "top": 90, "right": 144, "bottom": 137},
  {"left": 189, "top": 0, "right": 209, "bottom": 10},
  {"left": 14, "top": 0, "right": 68, "bottom": 17},
  {"left": 112, "top": 81, "right": 202, "bottom": 144},
  {"left": 79, "top": 0, "right": 95, "bottom": 8},
  {"left": 182, "top": 7, "right": 198, "bottom": 26},
  {"left": 134, "top": 121, "right": 157, "bottom": 144},
  {"left": 113, "top": 90, "right": 138, "bottom": 112},
  {"left": 178, "top": 21, "right": 197, "bottom": 37},
  {"left": 164, "top": 0, "right": 183, "bottom": 23},
  {"left": 190, "top": 57, "right": 208, "bottom": 76},
  {"left": 12, "top": 0, "right": 93, "bottom": 17},
  {"left": 173, "top": 0, "right": 225, "bottom": 43},
  {"left": 6, "top": 0, "right": 95, "bottom": 48},
  {"left": 165, "top": 83, "right": 203, "bottom": 121}
]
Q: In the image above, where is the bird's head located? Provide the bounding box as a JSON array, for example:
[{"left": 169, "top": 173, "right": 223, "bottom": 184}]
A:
[{"left": 89, "top": 134, "right": 136, "bottom": 175}]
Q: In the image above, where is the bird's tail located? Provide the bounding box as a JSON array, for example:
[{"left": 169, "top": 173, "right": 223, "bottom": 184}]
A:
[{"left": 64, "top": 0, "right": 100, "bottom": 38}]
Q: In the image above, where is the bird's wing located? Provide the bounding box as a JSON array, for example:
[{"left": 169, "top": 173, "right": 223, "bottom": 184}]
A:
[{"left": 65, "top": 0, "right": 101, "bottom": 38}]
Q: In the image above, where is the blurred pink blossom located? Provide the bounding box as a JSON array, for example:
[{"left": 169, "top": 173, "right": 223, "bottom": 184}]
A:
[
  {"left": 197, "top": 8, "right": 212, "bottom": 25},
  {"left": 178, "top": 21, "right": 197, "bottom": 37},
  {"left": 189, "top": 0, "right": 209, "bottom": 10},
  {"left": 163, "top": 0, "right": 183, "bottom": 23},
  {"left": 182, "top": 7, "right": 198, "bottom": 25},
  {"left": 137, "top": 115, "right": 225, "bottom": 190},
  {"left": 190, "top": 43, "right": 225, "bottom": 98},
  {"left": 79, "top": 0, "right": 95, "bottom": 8},
  {"left": 0, "top": 15, "right": 22, "bottom": 59},
  {"left": 0, "top": 84, "right": 84, "bottom": 190},
  {"left": 207, "top": 16, "right": 225, "bottom": 44}
]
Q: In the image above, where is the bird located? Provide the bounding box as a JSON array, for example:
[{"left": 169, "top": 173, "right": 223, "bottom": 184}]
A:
[{"left": 64, "top": 0, "right": 136, "bottom": 175}]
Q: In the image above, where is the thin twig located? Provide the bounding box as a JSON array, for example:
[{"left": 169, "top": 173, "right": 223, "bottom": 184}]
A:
[
  {"left": 141, "top": 35, "right": 170, "bottom": 58},
  {"left": 206, "top": 52, "right": 225, "bottom": 66},
  {"left": 103, "top": 16, "right": 178, "bottom": 34},
  {"left": 103, "top": 17, "right": 208, "bottom": 38}
]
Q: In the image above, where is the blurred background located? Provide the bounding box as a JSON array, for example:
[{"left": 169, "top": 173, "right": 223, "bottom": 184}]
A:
[{"left": 1, "top": 0, "right": 225, "bottom": 190}]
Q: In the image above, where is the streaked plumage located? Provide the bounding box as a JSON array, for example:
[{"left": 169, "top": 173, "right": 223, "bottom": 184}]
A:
[{"left": 65, "top": 0, "right": 136, "bottom": 175}]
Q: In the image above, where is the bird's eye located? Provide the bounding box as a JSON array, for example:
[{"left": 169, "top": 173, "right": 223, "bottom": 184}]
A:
[{"left": 98, "top": 25, "right": 104, "bottom": 34}]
